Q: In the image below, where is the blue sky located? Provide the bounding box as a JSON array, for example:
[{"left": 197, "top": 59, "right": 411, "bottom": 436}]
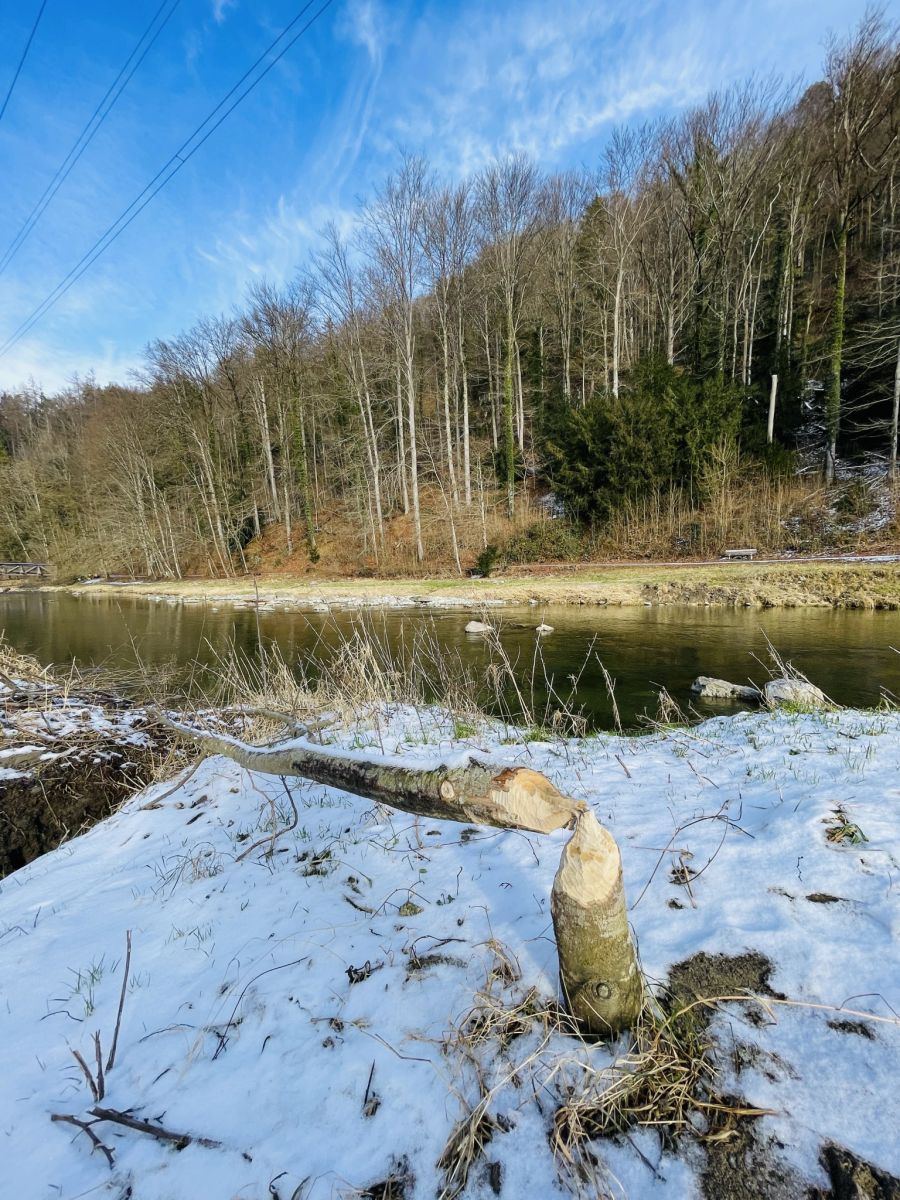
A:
[{"left": 0, "top": 0, "right": 884, "bottom": 392}]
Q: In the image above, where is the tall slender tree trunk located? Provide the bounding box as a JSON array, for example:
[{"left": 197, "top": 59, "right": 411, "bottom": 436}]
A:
[
  {"left": 355, "top": 350, "right": 384, "bottom": 550},
  {"left": 612, "top": 267, "right": 623, "bottom": 399},
  {"left": 515, "top": 341, "right": 525, "bottom": 453},
  {"left": 296, "top": 406, "right": 318, "bottom": 562},
  {"left": 395, "top": 357, "right": 409, "bottom": 515},
  {"left": 283, "top": 478, "right": 293, "bottom": 555},
  {"left": 891, "top": 335, "right": 900, "bottom": 481},
  {"left": 441, "top": 330, "right": 459, "bottom": 507},
  {"left": 767, "top": 374, "right": 779, "bottom": 445},
  {"left": 504, "top": 310, "right": 516, "bottom": 518},
  {"left": 459, "top": 313, "right": 472, "bottom": 506},
  {"left": 405, "top": 334, "right": 424, "bottom": 562},
  {"left": 254, "top": 379, "right": 280, "bottom": 521},
  {"left": 825, "top": 218, "right": 848, "bottom": 484}
]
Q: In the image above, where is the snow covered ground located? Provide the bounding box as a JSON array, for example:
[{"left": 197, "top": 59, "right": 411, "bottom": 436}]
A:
[{"left": 1, "top": 704, "right": 899, "bottom": 1198}]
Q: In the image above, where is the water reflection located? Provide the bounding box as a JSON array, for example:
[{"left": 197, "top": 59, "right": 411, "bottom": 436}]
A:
[{"left": 2, "top": 592, "right": 898, "bottom": 731}]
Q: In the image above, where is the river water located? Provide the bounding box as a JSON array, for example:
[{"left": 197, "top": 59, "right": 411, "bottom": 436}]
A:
[{"left": 2, "top": 591, "right": 899, "bottom": 730}]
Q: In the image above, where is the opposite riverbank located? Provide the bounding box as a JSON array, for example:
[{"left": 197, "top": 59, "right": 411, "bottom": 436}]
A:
[{"left": 31, "top": 556, "right": 900, "bottom": 610}]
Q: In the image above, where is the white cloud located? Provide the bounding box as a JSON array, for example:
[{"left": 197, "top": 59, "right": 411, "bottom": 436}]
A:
[
  {"left": 0, "top": 335, "right": 141, "bottom": 393},
  {"left": 383, "top": 0, "right": 709, "bottom": 175},
  {"left": 212, "top": 0, "right": 237, "bottom": 24},
  {"left": 337, "top": 0, "right": 388, "bottom": 65},
  {"left": 195, "top": 196, "right": 360, "bottom": 307},
  {"left": 358, "top": 0, "right": 859, "bottom": 180}
]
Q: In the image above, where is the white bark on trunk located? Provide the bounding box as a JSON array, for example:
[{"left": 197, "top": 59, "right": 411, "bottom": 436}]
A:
[
  {"left": 406, "top": 333, "right": 424, "bottom": 563},
  {"left": 459, "top": 313, "right": 472, "bottom": 506},
  {"left": 612, "top": 267, "right": 623, "bottom": 399}
]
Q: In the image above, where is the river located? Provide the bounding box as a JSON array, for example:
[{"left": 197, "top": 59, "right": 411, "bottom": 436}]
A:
[{"left": 2, "top": 591, "right": 899, "bottom": 729}]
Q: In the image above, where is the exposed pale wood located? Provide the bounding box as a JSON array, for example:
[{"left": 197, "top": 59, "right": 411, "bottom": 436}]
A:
[
  {"left": 159, "top": 715, "right": 586, "bottom": 835},
  {"left": 767, "top": 372, "right": 778, "bottom": 444},
  {"left": 551, "top": 809, "right": 643, "bottom": 1035}
]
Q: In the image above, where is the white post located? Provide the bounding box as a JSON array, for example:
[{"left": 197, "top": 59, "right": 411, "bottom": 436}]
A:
[{"left": 767, "top": 373, "right": 779, "bottom": 445}]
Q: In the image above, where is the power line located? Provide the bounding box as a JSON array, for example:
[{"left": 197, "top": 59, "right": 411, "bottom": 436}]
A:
[
  {"left": 0, "top": 0, "right": 181, "bottom": 278},
  {"left": 0, "top": 0, "right": 335, "bottom": 359},
  {"left": 0, "top": 0, "right": 48, "bottom": 124}
]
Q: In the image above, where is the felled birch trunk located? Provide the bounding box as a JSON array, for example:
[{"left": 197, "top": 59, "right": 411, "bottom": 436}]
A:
[
  {"left": 159, "top": 715, "right": 585, "bottom": 833},
  {"left": 161, "top": 713, "right": 642, "bottom": 1033}
]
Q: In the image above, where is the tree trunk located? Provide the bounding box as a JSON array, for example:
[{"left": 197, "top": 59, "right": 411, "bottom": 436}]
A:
[
  {"left": 254, "top": 379, "right": 280, "bottom": 522},
  {"left": 459, "top": 313, "right": 472, "bottom": 506},
  {"left": 160, "top": 716, "right": 585, "bottom": 833},
  {"left": 825, "top": 219, "right": 848, "bottom": 484},
  {"left": 767, "top": 374, "right": 778, "bottom": 445},
  {"left": 296, "top": 406, "right": 318, "bottom": 562},
  {"left": 441, "top": 330, "right": 459, "bottom": 507},
  {"left": 892, "top": 335, "right": 900, "bottom": 481},
  {"left": 515, "top": 340, "right": 525, "bottom": 453},
  {"left": 612, "top": 266, "right": 623, "bottom": 399},
  {"left": 395, "top": 357, "right": 409, "bottom": 516},
  {"left": 504, "top": 311, "right": 516, "bottom": 518},
  {"left": 405, "top": 334, "right": 424, "bottom": 563},
  {"left": 551, "top": 809, "right": 643, "bottom": 1035}
]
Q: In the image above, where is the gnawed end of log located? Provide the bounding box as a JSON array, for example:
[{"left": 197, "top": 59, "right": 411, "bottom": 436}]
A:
[{"left": 159, "top": 714, "right": 587, "bottom": 835}]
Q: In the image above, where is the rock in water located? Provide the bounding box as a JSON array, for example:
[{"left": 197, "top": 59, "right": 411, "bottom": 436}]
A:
[
  {"left": 464, "top": 620, "right": 490, "bottom": 634},
  {"left": 764, "top": 678, "right": 828, "bottom": 709},
  {"left": 535, "top": 623, "right": 554, "bottom": 634},
  {"left": 691, "top": 676, "right": 761, "bottom": 702}
]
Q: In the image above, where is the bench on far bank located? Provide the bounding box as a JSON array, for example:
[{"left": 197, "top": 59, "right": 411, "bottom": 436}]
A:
[{"left": 721, "top": 548, "right": 758, "bottom": 561}]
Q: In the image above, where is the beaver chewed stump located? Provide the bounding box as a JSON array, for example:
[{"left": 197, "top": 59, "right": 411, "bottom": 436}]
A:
[{"left": 551, "top": 809, "right": 643, "bottom": 1036}]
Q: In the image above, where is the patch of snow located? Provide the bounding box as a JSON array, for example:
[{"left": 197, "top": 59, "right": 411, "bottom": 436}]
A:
[{"left": 1, "top": 705, "right": 899, "bottom": 1197}]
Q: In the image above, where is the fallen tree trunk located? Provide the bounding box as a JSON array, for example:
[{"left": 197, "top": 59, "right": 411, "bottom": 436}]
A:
[
  {"left": 161, "top": 712, "right": 642, "bottom": 1034},
  {"left": 159, "top": 715, "right": 586, "bottom": 834}
]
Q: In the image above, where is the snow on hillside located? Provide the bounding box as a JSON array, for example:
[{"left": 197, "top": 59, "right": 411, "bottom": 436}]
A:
[{"left": 1, "top": 706, "right": 899, "bottom": 1199}]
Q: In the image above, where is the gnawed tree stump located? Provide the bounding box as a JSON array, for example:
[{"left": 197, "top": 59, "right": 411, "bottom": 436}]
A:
[
  {"left": 551, "top": 810, "right": 644, "bottom": 1035},
  {"left": 161, "top": 713, "right": 642, "bottom": 1034}
]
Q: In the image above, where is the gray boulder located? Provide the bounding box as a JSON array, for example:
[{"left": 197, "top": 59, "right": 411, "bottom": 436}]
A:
[
  {"left": 464, "top": 620, "right": 491, "bottom": 634},
  {"left": 691, "top": 676, "right": 761, "bottom": 702},
  {"left": 764, "top": 678, "right": 828, "bottom": 710}
]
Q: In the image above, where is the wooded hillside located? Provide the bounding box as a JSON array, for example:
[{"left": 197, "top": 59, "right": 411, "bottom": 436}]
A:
[{"left": 2, "top": 15, "right": 898, "bottom": 578}]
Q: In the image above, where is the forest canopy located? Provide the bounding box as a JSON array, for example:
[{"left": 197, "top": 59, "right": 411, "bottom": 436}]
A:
[{"left": 1, "top": 13, "right": 898, "bottom": 578}]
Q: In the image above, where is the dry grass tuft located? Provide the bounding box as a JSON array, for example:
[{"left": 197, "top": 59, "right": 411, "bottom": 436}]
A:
[
  {"left": 436, "top": 939, "right": 777, "bottom": 1199},
  {"left": 0, "top": 636, "right": 52, "bottom": 688},
  {"left": 436, "top": 1089, "right": 500, "bottom": 1200},
  {"left": 550, "top": 994, "right": 772, "bottom": 1185},
  {"left": 190, "top": 610, "right": 596, "bottom": 747}
]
